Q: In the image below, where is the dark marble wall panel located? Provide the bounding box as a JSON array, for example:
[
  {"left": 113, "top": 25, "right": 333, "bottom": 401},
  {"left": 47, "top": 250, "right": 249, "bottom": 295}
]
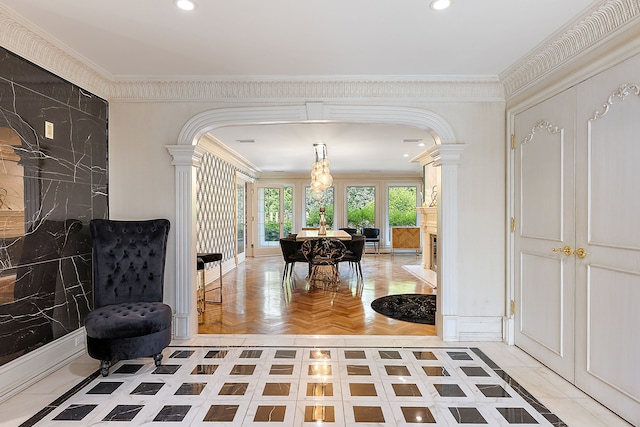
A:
[{"left": 0, "top": 47, "right": 108, "bottom": 366}]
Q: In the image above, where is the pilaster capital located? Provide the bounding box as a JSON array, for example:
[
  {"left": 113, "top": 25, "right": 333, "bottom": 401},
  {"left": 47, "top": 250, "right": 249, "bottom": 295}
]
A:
[
  {"left": 166, "top": 145, "right": 205, "bottom": 168},
  {"left": 427, "top": 144, "right": 466, "bottom": 167}
]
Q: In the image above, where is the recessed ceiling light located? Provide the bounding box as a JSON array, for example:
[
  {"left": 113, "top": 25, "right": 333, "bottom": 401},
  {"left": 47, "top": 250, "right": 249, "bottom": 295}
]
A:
[
  {"left": 430, "top": 0, "right": 451, "bottom": 10},
  {"left": 403, "top": 154, "right": 410, "bottom": 157},
  {"left": 175, "top": 0, "right": 196, "bottom": 11}
]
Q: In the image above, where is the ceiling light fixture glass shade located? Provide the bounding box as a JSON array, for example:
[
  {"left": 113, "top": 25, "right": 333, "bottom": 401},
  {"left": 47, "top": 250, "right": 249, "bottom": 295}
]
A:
[
  {"left": 430, "top": 0, "right": 451, "bottom": 10},
  {"left": 310, "top": 143, "right": 332, "bottom": 195},
  {"left": 175, "top": 0, "right": 197, "bottom": 11}
]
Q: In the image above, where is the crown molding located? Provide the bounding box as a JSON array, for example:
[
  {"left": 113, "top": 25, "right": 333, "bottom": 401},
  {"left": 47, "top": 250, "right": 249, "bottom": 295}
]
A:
[
  {"left": 0, "top": 5, "right": 112, "bottom": 99},
  {"left": 501, "top": 0, "right": 640, "bottom": 100},
  {"left": 107, "top": 79, "right": 504, "bottom": 102},
  {"left": 3, "top": 1, "right": 639, "bottom": 104}
]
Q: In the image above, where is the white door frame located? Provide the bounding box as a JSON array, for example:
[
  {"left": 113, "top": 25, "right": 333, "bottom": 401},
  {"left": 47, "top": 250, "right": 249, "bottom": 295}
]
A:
[{"left": 167, "top": 103, "right": 463, "bottom": 340}]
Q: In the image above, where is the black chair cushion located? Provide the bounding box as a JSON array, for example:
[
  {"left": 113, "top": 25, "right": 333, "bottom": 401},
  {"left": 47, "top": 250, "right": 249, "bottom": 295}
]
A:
[{"left": 85, "top": 301, "right": 172, "bottom": 340}]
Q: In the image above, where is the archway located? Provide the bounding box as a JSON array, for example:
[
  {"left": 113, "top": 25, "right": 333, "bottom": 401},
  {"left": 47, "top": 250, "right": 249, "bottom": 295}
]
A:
[{"left": 167, "top": 103, "right": 465, "bottom": 340}]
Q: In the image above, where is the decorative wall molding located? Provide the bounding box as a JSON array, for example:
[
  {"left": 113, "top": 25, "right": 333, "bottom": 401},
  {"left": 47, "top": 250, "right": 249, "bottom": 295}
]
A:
[
  {"left": 590, "top": 82, "right": 640, "bottom": 120},
  {"left": 501, "top": 0, "right": 640, "bottom": 99},
  {"left": 522, "top": 120, "right": 562, "bottom": 145}
]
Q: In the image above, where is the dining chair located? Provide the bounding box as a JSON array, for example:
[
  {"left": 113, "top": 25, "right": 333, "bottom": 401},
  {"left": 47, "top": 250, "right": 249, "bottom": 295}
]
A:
[
  {"left": 341, "top": 235, "right": 365, "bottom": 282},
  {"left": 301, "top": 238, "right": 346, "bottom": 287},
  {"left": 362, "top": 227, "right": 380, "bottom": 254},
  {"left": 279, "top": 236, "right": 306, "bottom": 284}
]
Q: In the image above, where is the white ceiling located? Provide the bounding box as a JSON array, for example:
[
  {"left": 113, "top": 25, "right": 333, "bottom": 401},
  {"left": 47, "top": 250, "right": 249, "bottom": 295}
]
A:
[{"left": 0, "top": 0, "right": 598, "bottom": 174}]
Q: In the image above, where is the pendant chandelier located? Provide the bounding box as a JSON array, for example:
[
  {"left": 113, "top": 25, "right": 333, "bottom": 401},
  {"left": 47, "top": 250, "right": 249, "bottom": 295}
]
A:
[{"left": 310, "top": 143, "right": 332, "bottom": 201}]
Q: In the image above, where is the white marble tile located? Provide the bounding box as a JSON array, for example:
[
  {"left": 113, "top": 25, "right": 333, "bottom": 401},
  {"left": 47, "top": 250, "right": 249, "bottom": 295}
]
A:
[{"left": 1, "top": 338, "right": 633, "bottom": 427}]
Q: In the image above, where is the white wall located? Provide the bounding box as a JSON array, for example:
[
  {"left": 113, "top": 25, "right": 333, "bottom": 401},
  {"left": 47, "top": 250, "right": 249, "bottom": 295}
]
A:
[{"left": 108, "top": 99, "right": 506, "bottom": 329}]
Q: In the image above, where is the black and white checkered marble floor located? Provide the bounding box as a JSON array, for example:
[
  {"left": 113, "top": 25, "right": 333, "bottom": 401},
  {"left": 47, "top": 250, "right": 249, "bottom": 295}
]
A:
[{"left": 20, "top": 345, "right": 567, "bottom": 426}]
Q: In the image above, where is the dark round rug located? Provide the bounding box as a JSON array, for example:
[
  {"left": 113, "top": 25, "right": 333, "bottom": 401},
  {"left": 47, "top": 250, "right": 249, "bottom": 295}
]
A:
[{"left": 371, "top": 294, "right": 436, "bottom": 325}]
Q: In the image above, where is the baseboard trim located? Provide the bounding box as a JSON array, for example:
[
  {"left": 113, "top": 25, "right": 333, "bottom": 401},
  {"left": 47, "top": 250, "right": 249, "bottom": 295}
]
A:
[
  {"left": 442, "top": 315, "right": 503, "bottom": 342},
  {"left": 0, "top": 328, "right": 86, "bottom": 403}
]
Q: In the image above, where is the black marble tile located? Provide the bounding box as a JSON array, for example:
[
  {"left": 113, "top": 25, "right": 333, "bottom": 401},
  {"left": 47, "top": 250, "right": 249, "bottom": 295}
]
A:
[
  {"left": 230, "top": 364, "right": 256, "bottom": 375},
  {"left": 385, "top": 365, "right": 411, "bottom": 376},
  {"left": 275, "top": 349, "right": 296, "bottom": 358},
  {"left": 262, "top": 382, "right": 291, "bottom": 396},
  {"left": 102, "top": 405, "right": 143, "bottom": 421},
  {"left": 379, "top": 350, "right": 402, "bottom": 359},
  {"left": 153, "top": 405, "right": 191, "bottom": 422},
  {"left": 401, "top": 406, "right": 437, "bottom": 423},
  {"left": 310, "top": 349, "right": 331, "bottom": 359},
  {"left": 434, "top": 384, "right": 466, "bottom": 397},
  {"left": 175, "top": 382, "right": 207, "bottom": 395},
  {"left": 87, "top": 382, "right": 122, "bottom": 394},
  {"left": 304, "top": 405, "right": 335, "bottom": 422},
  {"left": 204, "top": 349, "right": 228, "bottom": 358},
  {"left": 192, "top": 364, "right": 218, "bottom": 374},
  {"left": 269, "top": 364, "right": 294, "bottom": 375},
  {"left": 131, "top": 382, "right": 165, "bottom": 395},
  {"left": 470, "top": 347, "right": 500, "bottom": 369},
  {"left": 477, "top": 384, "right": 511, "bottom": 398},
  {"left": 219, "top": 382, "right": 249, "bottom": 395},
  {"left": 240, "top": 349, "right": 263, "bottom": 358},
  {"left": 347, "top": 365, "right": 371, "bottom": 376},
  {"left": 344, "top": 350, "right": 366, "bottom": 359},
  {"left": 497, "top": 407, "right": 538, "bottom": 424},
  {"left": 203, "top": 405, "right": 239, "bottom": 422},
  {"left": 52, "top": 404, "right": 97, "bottom": 421},
  {"left": 447, "top": 351, "right": 473, "bottom": 360},
  {"left": 0, "top": 45, "right": 107, "bottom": 368},
  {"left": 423, "top": 366, "right": 450, "bottom": 376},
  {"left": 308, "top": 364, "right": 332, "bottom": 376},
  {"left": 449, "top": 407, "right": 487, "bottom": 424},
  {"left": 170, "top": 350, "right": 195, "bottom": 359},
  {"left": 153, "top": 365, "right": 181, "bottom": 375},
  {"left": 114, "top": 364, "right": 144, "bottom": 374},
  {"left": 392, "top": 383, "right": 422, "bottom": 397},
  {"left": 254, "top": 405, "right": 286, "bottom": 422},
  {"left": 349, "top": 383, "right": 377, "bottom": 396},
  {"left": 307, "top": 383, "right": 334, "bottom": 397},
  {"left": 353, "top": 406, "right": 385, "bottom": 423},
  {"left": 461, "top": 366, "right": 490, "bottom": 377}
]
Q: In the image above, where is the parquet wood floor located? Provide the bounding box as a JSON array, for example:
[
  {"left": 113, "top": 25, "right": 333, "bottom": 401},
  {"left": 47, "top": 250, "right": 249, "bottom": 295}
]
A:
[{"left": 198, "top": 253, "right": 436, "bottom": 336}]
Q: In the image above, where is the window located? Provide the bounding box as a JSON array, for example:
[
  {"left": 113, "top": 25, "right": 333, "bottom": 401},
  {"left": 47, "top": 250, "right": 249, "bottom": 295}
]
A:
[
  {"left": 388, "top": 186, "right": 418, "bottom": 227},
  {"left": 346, "top": 186, "right": 375, "bottom": 230},
  {"left": 305, "top": 186, "right": 334, "bottom": 227}
]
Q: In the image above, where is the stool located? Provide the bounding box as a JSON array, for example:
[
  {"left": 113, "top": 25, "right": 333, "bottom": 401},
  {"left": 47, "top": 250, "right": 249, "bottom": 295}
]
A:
[{"left": 196, "top": 253, "right": 223, "bottom": 317}]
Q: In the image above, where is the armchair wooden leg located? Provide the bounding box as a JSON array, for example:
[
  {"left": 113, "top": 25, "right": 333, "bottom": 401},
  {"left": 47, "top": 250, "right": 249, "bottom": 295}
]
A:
[{"left": 100, "top": 360, "right": 111, "bottom": 377}]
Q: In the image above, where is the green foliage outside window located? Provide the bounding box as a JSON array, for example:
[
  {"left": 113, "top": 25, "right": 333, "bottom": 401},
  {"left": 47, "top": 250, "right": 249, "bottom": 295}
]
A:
[
  {"left": 388, "top": 186, "right": 417, "bottom": 226},
  {"left": 262, "top": 186, "right": 293, "bottom": 240},
  {"left": 346, "top": 186, "right": 375, "bottom": 229},
  {"left": 305, "top": 187, "right": 334, "bottom": 227}
]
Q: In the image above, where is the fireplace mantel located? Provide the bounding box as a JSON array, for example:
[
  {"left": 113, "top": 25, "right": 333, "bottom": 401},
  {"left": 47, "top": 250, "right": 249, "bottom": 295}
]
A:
[{"left": 417, "top": 207, "right": 437, "bottom": 270}]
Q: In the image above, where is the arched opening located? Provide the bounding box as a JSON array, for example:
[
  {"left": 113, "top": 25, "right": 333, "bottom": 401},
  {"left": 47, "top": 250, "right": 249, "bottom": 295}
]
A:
[{"left": 167, "top": 104, "right": 464, "bottom": 340}]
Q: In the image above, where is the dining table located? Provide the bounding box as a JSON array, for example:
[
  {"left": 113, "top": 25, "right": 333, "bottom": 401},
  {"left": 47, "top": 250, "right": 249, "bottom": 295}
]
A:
[{"left": 295, "top": 229, "right": 352, "bottom": 241}]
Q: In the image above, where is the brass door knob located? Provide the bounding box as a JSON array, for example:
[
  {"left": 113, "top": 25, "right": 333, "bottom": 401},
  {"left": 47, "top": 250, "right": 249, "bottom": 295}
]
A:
[
  {"left": 575, "top": 248, "right": 587, "bottom": 259},
  {"left": 552, "top": 245, "right": 573, "bottom": 256}
]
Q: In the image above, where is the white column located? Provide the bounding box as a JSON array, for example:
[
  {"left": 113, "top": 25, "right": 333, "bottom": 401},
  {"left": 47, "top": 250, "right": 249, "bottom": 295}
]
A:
[
  {"left": 166, "top": 145, "right": 204, "bottom": 340},
  {"left": 427, "top": 144, "right": 465, "bottom": 341}
]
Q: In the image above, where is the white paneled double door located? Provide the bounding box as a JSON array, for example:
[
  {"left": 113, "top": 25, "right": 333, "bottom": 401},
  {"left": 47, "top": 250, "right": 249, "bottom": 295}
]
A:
[{"left": 513, "top": 55, "right": 640, "bottom": 425}]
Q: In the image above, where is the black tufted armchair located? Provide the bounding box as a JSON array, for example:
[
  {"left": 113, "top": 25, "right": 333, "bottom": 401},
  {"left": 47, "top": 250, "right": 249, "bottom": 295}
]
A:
[{"left": 84, "top": 219, "right": 172, "bottom": 376}]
